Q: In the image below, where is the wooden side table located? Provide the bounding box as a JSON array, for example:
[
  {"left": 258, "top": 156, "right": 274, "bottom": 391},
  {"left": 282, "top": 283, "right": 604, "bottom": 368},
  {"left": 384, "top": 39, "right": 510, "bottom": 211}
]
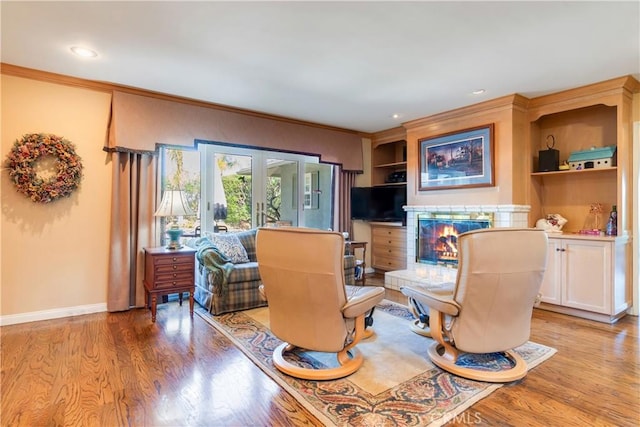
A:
[
  {"left": 143, "top": 246, "right": 196, "bottom": 322},
  {"left": 346, "top": 241, "right": 367, "bottom": 286}
]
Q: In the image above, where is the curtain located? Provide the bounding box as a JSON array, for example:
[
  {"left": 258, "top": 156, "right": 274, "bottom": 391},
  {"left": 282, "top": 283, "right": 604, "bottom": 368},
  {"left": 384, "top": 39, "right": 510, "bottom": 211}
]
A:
[
  {"left": 109, "top": 91, "right": 364, "bottom": 172},
  {"left": 339, "top": 169, "right": 357, "bottom": 238},
  {"left": 107, "top": 151, "right": 157, "bottom": 311}
]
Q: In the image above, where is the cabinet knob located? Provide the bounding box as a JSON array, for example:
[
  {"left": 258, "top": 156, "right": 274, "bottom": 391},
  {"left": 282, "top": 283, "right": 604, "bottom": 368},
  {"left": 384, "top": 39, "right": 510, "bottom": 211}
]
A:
[
  {"left": 172, "top": 257, "right": 177, "bottom": 262},
  {"left": 173, "top": 265, "right": 178, "bottom": 270},
  {"left": 172, "top": 281, "right": 177, "bottom": 286}
]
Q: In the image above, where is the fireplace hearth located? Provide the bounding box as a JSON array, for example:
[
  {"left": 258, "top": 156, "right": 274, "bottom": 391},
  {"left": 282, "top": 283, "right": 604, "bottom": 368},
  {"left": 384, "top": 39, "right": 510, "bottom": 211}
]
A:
[{"left": 417, "top": 213, "right": 492, "bottom": 266}]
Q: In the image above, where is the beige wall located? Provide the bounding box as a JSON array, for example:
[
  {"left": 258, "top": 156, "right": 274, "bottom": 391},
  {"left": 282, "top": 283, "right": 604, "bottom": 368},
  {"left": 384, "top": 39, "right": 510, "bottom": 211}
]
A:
[
  {"left": 404, "top": 96, "right": 527, "bottom": 208},
  {"left": 1, "top": 75, "right": 112, "bottom": 321}
]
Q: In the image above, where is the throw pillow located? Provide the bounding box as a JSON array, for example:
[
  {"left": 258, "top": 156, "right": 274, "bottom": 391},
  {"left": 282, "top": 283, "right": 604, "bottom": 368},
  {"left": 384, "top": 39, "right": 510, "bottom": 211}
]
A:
[{"left": 210, "top": 233, "right": 250, "bottom": 264}]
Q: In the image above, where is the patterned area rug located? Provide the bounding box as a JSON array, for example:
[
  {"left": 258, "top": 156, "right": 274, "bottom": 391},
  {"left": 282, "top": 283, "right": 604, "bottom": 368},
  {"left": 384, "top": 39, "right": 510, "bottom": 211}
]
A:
[{"left": 196, "top": 301, "right": 556, "bottom": 427}]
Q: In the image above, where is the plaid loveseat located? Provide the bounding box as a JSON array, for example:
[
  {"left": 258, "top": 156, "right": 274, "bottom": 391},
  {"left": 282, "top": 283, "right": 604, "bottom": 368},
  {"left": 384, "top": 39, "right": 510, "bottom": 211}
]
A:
[{"left": 188, "top": 229, "right": 357, "bottom": 315}]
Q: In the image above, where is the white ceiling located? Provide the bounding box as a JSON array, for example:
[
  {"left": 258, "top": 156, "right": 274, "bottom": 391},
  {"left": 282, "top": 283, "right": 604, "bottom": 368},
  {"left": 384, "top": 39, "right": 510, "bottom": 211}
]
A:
[{"left": 2, "top": 1, "right": 639, "bottom": 134}]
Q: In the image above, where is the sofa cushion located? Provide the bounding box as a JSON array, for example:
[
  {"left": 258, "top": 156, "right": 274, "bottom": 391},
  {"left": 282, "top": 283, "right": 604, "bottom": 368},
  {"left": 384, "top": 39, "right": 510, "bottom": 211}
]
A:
[
  {"left": 228, "top": 261, "right": 261, "bottom": 283},
  {"left": 209, "top": 233, "right": 250, "bottom": 264},
  {"left": 235, "top": 229, "right": 258, "bottom": 262}
]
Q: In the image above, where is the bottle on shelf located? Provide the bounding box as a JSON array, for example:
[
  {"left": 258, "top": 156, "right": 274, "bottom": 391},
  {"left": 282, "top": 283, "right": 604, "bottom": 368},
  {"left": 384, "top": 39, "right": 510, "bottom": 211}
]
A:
[{"left": 605, "top": 205, "right": 617, "bottom": 236}]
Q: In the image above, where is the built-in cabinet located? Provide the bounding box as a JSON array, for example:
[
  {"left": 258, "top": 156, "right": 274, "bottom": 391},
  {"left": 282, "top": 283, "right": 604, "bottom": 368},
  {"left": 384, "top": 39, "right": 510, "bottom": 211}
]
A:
[
  {"left": 369, "top": 127, "right": 408, "bottom": 271},
  {"left": 527, "top": 76, "right": 639, "bottom": 323},
  {"left": 538, "top": 235, "right": 629, "bottom": 323},
  {"left": 371, "top": 223, "right": 406, "bottom": 271}
]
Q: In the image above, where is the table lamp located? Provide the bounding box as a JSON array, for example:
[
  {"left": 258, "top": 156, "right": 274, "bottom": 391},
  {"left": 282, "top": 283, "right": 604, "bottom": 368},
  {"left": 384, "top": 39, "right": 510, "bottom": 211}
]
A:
[{"left": 154, "top": 190, "right": 195, "bottom": 249}]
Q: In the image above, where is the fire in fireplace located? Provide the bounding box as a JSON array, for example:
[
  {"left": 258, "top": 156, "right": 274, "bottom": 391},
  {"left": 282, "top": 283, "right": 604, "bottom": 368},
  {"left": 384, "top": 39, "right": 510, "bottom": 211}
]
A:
[{"left": 417, "top": 213, "right": 492, "bottom": 266}]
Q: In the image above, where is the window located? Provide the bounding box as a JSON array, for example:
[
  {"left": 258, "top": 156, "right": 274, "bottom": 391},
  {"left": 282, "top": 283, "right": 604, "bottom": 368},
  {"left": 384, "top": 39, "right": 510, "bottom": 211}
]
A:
[
  {"left": 159, "top": 144, "right": 336, "bottom": 239},
  {"left": 157, "top": 147, "right": 200, "bottom": 244}
]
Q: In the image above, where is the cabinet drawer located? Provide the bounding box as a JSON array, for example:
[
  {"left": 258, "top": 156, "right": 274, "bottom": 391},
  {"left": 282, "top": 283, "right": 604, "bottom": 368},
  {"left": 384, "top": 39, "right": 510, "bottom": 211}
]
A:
[
  {"left": 155, "top": 262, "right": 194, "bottom": 274},
  {"left": 154, "top": 255, "right": 193, "bottom": 266},
  {"left": 372, "top": 254, "right": 406, "bottom": 271},
  {"left": 154, "top": 278, "right": 195, "bottom": 290},
  {"left": 155, "top": 270, "right": 194, "bottom": 282},
  {"left": 372, "top": 235, "right": 405, "bottom": 249},
  {"left": 373, "top": 245, "right": 406, "bottom": 258},
  {"left": 372, "top": 227, "right": 406, "bottom": 239}
]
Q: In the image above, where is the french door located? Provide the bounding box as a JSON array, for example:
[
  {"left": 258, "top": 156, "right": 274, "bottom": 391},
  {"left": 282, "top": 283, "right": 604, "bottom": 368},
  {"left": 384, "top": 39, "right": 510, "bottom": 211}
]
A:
[{"left": 200, "top": 145, "right": 333, "bottom": 233}]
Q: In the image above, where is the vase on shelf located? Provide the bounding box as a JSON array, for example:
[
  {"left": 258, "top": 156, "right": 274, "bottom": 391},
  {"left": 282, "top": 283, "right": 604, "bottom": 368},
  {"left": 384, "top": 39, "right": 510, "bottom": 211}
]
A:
[{"left": 605, "top": 205, "right": 617, "bottom": 236}]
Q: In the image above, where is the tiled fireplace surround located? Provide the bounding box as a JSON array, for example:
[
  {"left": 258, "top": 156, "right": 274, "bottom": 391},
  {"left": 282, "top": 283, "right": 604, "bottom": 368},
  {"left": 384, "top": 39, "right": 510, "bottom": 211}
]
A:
[{"left": 384, "top": 204, "right": 531, "bottom": 291}]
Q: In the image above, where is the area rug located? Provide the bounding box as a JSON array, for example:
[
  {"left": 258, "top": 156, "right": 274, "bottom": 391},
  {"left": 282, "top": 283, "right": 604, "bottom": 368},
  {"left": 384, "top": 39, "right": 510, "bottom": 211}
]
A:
[{"left": 195, "top": 301, "right": 556, "bottom": 427}]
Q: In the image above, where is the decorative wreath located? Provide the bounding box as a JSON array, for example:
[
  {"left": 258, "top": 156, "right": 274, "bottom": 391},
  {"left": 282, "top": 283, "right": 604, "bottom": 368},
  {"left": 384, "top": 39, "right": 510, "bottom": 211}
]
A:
[{"left": 4, "top": 133, "right": 83, "bottom": 203}]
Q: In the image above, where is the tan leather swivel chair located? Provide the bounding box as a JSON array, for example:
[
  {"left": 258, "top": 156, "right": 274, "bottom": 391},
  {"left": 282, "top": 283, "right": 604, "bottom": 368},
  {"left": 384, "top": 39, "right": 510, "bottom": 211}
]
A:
[
  {"left": 401, "top": 228, "right": 548, "bottom": 383},
  {"left": 256, "top": 227, "right": 385, "bottom": 380}
]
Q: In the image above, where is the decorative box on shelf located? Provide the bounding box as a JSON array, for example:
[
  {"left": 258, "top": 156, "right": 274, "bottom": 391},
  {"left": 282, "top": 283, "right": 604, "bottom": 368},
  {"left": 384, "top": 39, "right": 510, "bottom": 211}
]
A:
[{"left": 568, "top": 145, "right": 616, "bottom": 170}]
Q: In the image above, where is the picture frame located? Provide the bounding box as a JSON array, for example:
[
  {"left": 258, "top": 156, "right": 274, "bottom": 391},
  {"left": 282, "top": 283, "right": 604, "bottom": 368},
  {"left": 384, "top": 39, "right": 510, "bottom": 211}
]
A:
[{"left": 418, "top": 124, "right": 495, "bottom": 191}]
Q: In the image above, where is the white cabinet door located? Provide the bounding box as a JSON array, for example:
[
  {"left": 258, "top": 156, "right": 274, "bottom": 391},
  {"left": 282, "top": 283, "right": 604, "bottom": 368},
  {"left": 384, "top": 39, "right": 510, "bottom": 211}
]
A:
[
  {"left": 539, "top": 239, "right": 562, "bottom": 305},
  {"left": 562, "top": 239, "right": 611, "bottom": 314}
]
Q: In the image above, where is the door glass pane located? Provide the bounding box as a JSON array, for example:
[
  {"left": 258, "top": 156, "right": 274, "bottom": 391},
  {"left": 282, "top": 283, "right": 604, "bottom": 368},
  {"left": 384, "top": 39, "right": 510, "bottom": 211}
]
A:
[
  {"left": 266, "top": 157, "right": 298, "bottom": 226},
  {"left": 302, "top": 162, "right": 333, "bottom": 230},
  {"left": 214, "top": 153, "right": 252, "bottom": 232}
]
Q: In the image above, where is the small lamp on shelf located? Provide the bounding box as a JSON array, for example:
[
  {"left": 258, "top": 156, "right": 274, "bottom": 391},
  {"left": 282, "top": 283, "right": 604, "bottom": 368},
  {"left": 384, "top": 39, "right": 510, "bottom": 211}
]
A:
[{"left": 154, "top": 190, "right": 195, "bottom": 250}]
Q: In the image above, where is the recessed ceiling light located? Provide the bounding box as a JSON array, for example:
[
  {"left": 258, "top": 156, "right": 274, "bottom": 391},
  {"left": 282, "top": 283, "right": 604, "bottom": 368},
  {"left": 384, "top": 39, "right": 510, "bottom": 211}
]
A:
[
  {"left": 391, "top": 113, "right": 401, "bottom": 119},
  {"left": 471, "top": 89, "right": 486, "bottom": 95},
  {"left": 70, "top": 46, "right": 98, "bottom": 58}
]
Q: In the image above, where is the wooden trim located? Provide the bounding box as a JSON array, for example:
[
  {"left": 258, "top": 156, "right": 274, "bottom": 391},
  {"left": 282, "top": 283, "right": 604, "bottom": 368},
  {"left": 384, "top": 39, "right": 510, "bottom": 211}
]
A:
[
  {"left": 1, "top": 62, "right": 365, "bottom": 136},
  {"left": 528, "top": 75, "right": 640, "bottom": 110},
  {"left": 372, "top": 126, "right": 407, "bottom": 147},
  {"left": 403, "top": 94, "right": 530, "bottom": 131}
]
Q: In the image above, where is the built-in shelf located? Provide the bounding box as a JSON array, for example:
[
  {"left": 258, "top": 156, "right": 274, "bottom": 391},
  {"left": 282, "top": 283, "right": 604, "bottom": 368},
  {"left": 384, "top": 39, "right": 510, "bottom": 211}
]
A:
[
  {"left": 371, "top": 137, "right": 407, "bottom": 187},
  {"left": 531, "top": 167, "right": 617, "bottom": 177},
  {"left": 373, "top": 182, "right": 406, "bottom": 187},
  {"left": 374, "top": 161, "right": 407, "bottom": 169}
]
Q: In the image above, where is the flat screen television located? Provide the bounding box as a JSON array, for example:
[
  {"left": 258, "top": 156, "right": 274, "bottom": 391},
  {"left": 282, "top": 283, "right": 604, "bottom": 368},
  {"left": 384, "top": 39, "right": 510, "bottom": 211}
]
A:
[{"left": 350, "top": 186, "right": 406, "bottom": 223}]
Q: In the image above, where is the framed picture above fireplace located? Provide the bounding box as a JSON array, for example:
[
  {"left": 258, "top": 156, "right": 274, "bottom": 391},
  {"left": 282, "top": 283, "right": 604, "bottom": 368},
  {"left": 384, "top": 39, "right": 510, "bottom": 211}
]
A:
[{"left": 419, "top": 124, "right": 494, "bottom": 191}]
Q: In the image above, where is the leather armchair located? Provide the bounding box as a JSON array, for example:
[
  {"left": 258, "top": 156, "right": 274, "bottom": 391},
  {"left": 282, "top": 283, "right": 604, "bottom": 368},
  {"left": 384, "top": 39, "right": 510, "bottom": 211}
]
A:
[
  {"left": 402, "top": 228, "right": 548, "bottom": 383},
  {"left": 256, "top": 227, "right": 385, "bottom": 380}
]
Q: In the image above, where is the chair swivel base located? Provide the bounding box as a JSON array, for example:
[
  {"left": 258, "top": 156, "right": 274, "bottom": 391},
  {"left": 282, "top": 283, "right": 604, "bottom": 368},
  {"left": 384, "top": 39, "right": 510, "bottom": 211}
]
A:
[
  {"left": 410, "top": 319, "right": 432, "bottom": 337},
  {"left": 427, "top": 342, "right": 528, "bottom": 383},
  {"left": 408, "top": 297, "right": 432, "bottom": 337},
  {"left": 273, "top": 342, "right": 364, "bottom": 380}
]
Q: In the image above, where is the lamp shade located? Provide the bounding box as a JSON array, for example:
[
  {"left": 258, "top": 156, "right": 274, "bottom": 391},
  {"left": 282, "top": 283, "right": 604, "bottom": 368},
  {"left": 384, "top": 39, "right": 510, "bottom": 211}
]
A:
[{"left": 154, "top": 190, "right": 195, "bottom": 217}]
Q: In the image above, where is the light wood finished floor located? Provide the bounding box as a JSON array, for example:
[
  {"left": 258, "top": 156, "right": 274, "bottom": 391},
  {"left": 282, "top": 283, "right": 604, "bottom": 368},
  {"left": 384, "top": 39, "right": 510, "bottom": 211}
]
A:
[{"left": 2, "top": 275, "right": 638, "bottom": 426}]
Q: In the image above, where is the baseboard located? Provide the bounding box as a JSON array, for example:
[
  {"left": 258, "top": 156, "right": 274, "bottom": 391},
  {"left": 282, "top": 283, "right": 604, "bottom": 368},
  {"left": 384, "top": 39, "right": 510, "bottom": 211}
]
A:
[
  {"left": 535, "top": 303, "right": 626, "bottom": 324},
  {"left": 0, "top": 303, "right": 107, "bottom": 326}
]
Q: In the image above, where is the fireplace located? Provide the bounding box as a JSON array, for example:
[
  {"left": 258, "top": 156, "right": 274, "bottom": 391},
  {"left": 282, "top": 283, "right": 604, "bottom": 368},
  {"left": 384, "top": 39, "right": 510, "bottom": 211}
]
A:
[
  {"left": 417, "top": 213, "right": 492, "bottom": 266},
  {"left": 384, "top": 204, "right": 531, "bottom": 292}
]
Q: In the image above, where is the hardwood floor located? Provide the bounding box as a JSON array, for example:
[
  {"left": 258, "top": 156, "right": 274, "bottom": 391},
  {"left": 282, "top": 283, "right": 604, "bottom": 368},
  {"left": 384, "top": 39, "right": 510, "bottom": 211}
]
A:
[{"left": 1, "top": 275, "right": 638, "bottom": 426}]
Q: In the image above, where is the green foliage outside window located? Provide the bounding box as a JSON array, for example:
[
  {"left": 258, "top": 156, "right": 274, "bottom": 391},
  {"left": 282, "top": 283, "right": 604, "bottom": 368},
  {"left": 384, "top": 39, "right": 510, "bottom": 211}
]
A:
[{"left": 223, "top": 175, "right": 252, "bottom": 228}]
